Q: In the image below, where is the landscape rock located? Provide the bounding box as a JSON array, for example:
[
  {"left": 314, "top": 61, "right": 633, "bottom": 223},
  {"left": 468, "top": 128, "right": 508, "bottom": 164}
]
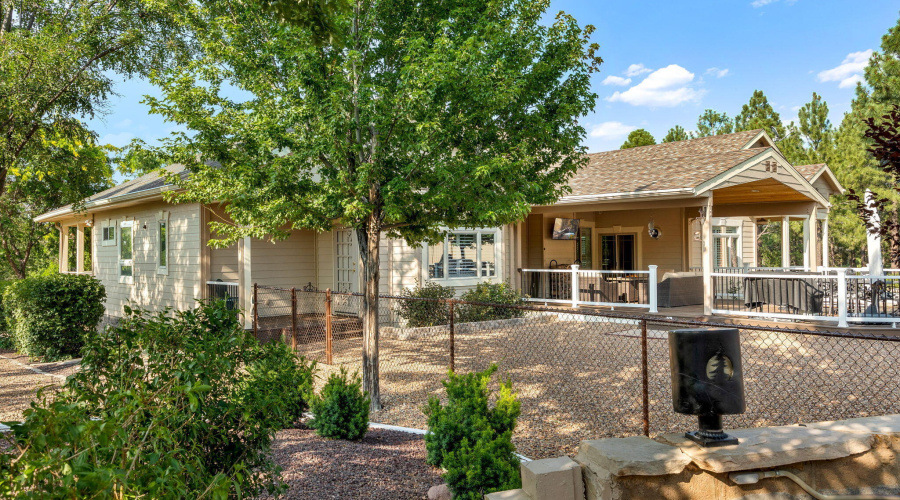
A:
[
  {"left": 427, "top": 483, "right": 451, "bottom": 500},
  {"left": 575, "top": 436, "right": 691, "bottom": 477}
]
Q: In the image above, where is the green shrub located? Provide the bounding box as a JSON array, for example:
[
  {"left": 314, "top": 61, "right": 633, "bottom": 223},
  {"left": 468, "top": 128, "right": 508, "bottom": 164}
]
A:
[
  {"left": 0, "top": 280, "right": 14, "bottom": 350},
  {"left": 3, "top": 273, "right": 105, "bottom": 360},
  {"left": 0, "top": 300, "right": 296, "bottom": 498},
  {"left": 457, "top": 281, "right": 527, "bottom": 323},
  {"left": 396, "top": 279, "right": 455, "bottom": 327},
  {"left": 308, "top": 368, "right": 370, "bottom": 440},
  {"left": 238, "top": 340, "right": 317, "bottom": 429},
  {"left": 424, "top": 364, "right": 521, "bottom": 499}
]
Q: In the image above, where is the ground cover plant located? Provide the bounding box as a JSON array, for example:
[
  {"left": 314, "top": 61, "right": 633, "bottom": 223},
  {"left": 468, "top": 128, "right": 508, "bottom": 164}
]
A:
[
  {"left": 2, "top": 273, "right": 105, "bottom": 360},
  {"left": 0, "top": 300, "right": 314, "bottom": 498},
  {"left": 424, "top": 364, "right": 521, "bottom": 499},
  {"left": 309, "top": 368, "right": 371, "bottom": 441}
]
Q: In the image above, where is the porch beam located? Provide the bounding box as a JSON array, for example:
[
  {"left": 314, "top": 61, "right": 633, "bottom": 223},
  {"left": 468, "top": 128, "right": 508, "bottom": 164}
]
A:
[
  {"left": 239, "top": 236, "right": 253, "bottom": 329},
  {"left": 58, "top": 224, "right": 66, "bottom": 273},
  {"left": 806, "top": 203, "right": 819, "bottom": 271},
  {"left": 702, "top": 195, "right": 714, "bottom": 316},
  {"left": 76, "top": 224, "right": 84, "bottom": 274},
  {"left": 781, "top": 216, "right": 791, "bottom": 268},
  {"left": 712, "top": 201, "right": 814, "bottom": 218},
  {"left": 821, "top": 216, "right": 830, "bottom": 268}
]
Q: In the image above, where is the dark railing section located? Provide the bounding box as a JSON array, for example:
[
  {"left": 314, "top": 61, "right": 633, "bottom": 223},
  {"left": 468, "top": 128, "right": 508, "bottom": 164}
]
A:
[
  {"left": 206, "top": 281, "right": 239, "bottom": 310},
  {"left": 520, "top": 269, "right": 651, "bottom": 306}
]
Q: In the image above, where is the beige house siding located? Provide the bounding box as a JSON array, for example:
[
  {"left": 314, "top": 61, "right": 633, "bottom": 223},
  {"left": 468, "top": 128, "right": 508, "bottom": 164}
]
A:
[
  {"left": 741, "top": 218, "right": 756, "bottom": 266},
  {"left": 713, "top": 155, "right": 815, "bottom": 199},
  {"left": 250, "top": 230, "right": 317, "bottom": 289},
  {"left": 812, "top": 176, "right": 834, "bottom": 201},
  {"left": 91, "top": 201, "right": 203, "bottom": 317}
]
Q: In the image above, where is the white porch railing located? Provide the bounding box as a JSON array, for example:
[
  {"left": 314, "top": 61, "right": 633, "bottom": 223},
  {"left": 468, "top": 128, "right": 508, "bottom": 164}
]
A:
[
  {"left": 519, "top": 265, "right": 658, "bottom": 312},
  {"left": 711, "top": 269, "right": 900, "bottom": 327}
]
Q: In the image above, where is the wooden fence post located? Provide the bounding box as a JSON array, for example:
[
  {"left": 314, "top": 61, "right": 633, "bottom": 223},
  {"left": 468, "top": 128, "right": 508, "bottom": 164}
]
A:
[
  {"left": 291, "top": 287, "right": 297, "bottom": 351},
  {"left": 252, "top": 283, "right": 259, "bottom": 339},
  {"left": 641, "top": 318, "right": 650, "bottom": 437},
  {"left": 325, "top": 288, "right": 333, "bottom": 365},
  {"left": 449, "top": 300, "right": 455, "bottom": 373}
]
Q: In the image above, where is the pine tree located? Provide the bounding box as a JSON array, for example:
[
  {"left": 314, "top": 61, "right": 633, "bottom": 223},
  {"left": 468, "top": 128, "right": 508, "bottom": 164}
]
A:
[
  {"left": 620, "top": 129, "right": 656, "bottom": 149},
  {"left": 662, "top": 125, "right": 691, "bottom": 143},
  {"left": 734, "top": 90, "right": 785, "bottom": 139},
  {"left": 695, "top": 109, "right": 734, "bottom": 137}
]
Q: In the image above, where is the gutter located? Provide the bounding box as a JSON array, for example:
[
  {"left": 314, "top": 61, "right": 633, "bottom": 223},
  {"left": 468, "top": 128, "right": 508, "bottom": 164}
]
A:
[{"left": 548, "top": 187, "right": 696, "bottom": 205}]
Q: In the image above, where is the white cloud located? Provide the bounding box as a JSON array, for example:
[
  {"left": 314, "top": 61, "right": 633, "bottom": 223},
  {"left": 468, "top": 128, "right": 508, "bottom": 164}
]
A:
[
  {"left": 706, "top": 67, "right": 729, "bottom": 78},
  {"left": 751, "top": 0, "right": 797, "bottom": 7},
  {"left": 607, "top": 64, "right": 704, "bottom": 107},
  {"left": 589, "top": 121, "right": 637, "bottom": 138},
  {"left": 817, "top": 50, "right": 872, "bottom": 88},
  {"left": 602, "top": 75, "right": 632, "bottom": 86},
  {"left": 100, "top": 132, "right": 134, "bottom": 147},
  {"left": 624, "top": 63, "right": 652, "bottom": 77}
]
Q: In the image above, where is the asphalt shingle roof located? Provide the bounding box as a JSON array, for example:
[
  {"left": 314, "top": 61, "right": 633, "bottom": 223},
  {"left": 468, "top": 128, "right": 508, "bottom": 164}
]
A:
[
  {"left": 793, "top": 163, "right": 827, "bottom": 181},
  {"left": 566, "top": 129, "right": 766, "bottom": 197}
]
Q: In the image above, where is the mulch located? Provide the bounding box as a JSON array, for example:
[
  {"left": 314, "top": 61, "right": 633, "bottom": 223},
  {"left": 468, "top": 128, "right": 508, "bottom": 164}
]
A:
[{"left": 268, "top": 427, "right": 444, "bottom": 500}]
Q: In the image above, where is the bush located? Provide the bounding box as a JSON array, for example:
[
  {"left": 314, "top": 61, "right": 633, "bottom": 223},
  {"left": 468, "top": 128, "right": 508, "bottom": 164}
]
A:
[
  {"left": 396, "top": 279, "right": 455, "bottom": 327},
  {"left": 457, "top": 281, "right": 527, "bottom": 323},
  {"left": 3, "top": 273, "right": 105, "bottom": 360},
  {"left": 308, "top": 368, "right": 370, "bottom": 440},
  {"left": 0, "top": 280, "right": 15, "bottom": 350},
  {"left": 424, "top": 364, "right": 521, "bottom": 499},
  {"left": 238, "top": 340, "right": 317, "bottom": 429},
  {"left": 0, "top": 300, "right": 299, "bottom": 498}
]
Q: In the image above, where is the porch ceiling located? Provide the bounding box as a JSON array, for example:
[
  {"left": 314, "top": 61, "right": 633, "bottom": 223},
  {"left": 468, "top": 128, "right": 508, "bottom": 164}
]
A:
[{"left": 712, "top": 178, "right": 814, "bottom": 205}]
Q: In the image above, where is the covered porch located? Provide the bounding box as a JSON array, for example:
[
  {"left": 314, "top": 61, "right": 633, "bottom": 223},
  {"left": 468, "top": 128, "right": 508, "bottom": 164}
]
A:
[{"left": 511, "top": 179, "right": 837, "bottom": 322}]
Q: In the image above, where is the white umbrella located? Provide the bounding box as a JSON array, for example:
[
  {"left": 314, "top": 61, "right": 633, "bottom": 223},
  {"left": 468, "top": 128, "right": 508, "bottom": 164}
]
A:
[{"left": 866, "top": 189, "right": 884, "bottom": 277}]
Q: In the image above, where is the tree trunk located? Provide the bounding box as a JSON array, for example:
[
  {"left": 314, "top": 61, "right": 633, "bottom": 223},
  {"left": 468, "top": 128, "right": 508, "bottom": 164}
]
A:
[{"left": 356, "top": 213, "right": 382, "bottom": 412}]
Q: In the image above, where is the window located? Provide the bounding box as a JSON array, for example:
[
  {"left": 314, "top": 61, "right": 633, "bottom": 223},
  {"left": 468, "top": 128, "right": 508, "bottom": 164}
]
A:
[
  {"left": 713, "top": 224, "right": 741, "bottom": 268},
  {"left": 101, "top": 225, "right": 116, "bottom": 246},
  {"left": 119, "top": 220, "right": 134, "bottom": 283},
  {"left": 66, "top": 226, "right": 78, "bottom": 273},
  {"left": 157, "top": 220, "right": 168, "bottom": 274},
  {"left": 427, "top": 229, "right": 499, "bottom": 282},
  {"left": 600, "top": 234, "right": 635, "bottom": 270}
]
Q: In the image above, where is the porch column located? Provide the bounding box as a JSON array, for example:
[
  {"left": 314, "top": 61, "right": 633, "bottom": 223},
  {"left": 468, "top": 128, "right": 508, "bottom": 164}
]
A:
[
  {"left": 806, "top": 215, "right": 819, "bottom": 272},
  {"left": 781, "top": 216, "right": 791, "bottom": 268},
  {"left": 239, "top": 236, "right": 253, "bottom": 329},
  {"left": 821, "top": 216, "right": 830, "bottom": 268},
  {"left": 76, "top": 224, "right": 84, "bottom": 274},
  {"left": 702, "top": 195, "right": 714, "bottom": 316},
  {"left": 58, "top": 224, "right": 66, "bottom": 273}
]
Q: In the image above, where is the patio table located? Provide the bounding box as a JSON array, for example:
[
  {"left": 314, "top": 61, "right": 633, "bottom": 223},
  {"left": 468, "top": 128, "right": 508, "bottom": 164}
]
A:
[{"left": 743, "top": 272, "right": 824, "bottom": 314}]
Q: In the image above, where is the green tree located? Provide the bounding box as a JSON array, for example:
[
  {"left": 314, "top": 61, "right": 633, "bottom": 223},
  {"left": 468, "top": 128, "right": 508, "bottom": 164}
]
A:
[
  {"left": 828, "top": 16, "right": 900, "bottom": 267},
  {"left": 0, "top": 0, "right": 191, "bottom": 277},
  {"left": 695, "top": 109, "right": 734, "bottom": 137},
  {"left": 662, "top": 125, "right": 690, "bottom": 143},
  {"left": 734, "top": 90, "right": 785, "bottom": 139},
  {"left": 796, "top": 92, "right": 834, "bottom": 164},
  {"left": 620, "top": 129, "right": 656, "bottom": 149},
  {"left": 147, "top": 0, "right": 601, "bottom": 408}
]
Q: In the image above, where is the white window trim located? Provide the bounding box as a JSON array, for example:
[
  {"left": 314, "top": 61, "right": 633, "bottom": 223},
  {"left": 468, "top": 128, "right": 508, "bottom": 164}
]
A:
[
  {"left": 157, "top": 211, "right": 170, "bottom": 276},
  {"left": 424, "top": 228, "right": 502, "bottom": 287},
  {"left": 119, "top": 220, "right": 134, "bottom": 284},
  {"left": 101, "top": 219, "right": 117, "bottom": 247}
]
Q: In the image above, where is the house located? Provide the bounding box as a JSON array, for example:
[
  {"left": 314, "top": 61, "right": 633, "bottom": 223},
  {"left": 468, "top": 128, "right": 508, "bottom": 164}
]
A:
[{"left": 35, "top": 129, "right": 843, "bottom": 325}]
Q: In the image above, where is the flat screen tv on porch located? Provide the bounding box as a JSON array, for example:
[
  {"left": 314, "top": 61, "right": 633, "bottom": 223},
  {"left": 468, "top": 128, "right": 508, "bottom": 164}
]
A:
[{"left": 552, "top": 218, "right": 580, "bottom": 240}]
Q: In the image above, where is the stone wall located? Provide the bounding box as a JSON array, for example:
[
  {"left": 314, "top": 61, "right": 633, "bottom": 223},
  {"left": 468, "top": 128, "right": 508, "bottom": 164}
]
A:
[{"left": 488, "top": 415, "right": 900, "bottom": 500}]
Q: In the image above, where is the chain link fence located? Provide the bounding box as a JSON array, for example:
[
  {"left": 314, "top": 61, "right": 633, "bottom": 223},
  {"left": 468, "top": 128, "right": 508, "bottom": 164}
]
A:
[{"left": 253, "top": 284, "right": 900, "bottom": 459}]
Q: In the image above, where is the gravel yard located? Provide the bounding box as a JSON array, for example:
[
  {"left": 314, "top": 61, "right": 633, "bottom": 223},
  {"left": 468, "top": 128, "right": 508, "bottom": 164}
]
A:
[
  {"left": 267, "top": 427, "right": 441, "bottom": 499},
  {"left": 0, "top": 351, "right": 75, "bottom": 422},
  {"left": 295, "top": 313, "right": 900, "bottom": 459}
]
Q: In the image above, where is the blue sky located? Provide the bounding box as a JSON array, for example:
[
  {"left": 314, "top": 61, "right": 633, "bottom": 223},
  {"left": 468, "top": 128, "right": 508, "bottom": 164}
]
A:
[{"left": 87, "top": 0, "right": 900, "bottom": 159}]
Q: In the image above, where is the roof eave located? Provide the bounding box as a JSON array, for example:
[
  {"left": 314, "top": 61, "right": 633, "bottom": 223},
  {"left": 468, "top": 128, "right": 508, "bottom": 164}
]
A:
[
  {"left": 544, "top": 188, "right": 697, "bottom": 206},
  {"left": 33, "top": 185, "right": 176, "bottom": 223}
]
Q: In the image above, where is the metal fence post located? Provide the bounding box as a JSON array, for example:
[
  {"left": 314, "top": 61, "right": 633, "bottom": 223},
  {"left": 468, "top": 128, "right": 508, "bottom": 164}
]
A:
[
  {"left": 290, "top": 287, "right": 298, "bottom": 351},
  {"left": 449, "top": 300, "right": 455, "bottom": 372},
  {"left": 648, "top": 265, "right": 659, "bottom": 313},
  {"left": 641, "top": 319, "right": 650, "bottom": 437},
  {"left": 837, "top": 269, "right": 849, "bottom": 328},
  {"left": 252, "top": 283, "right": 258, "bottom": 339},
  {"left": 571, "top": 264, "right": 580, "bottom": 308},
  {"left": 325, "top": 288, "right": 333, "bottom": 365}
]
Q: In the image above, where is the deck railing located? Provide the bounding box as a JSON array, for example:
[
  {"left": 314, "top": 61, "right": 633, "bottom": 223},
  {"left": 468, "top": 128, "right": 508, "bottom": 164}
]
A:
[
  {"left": 519, "top": 265, "right": 658, "bottom": 312},
  {"left": 711, "top": 269, "right": 900, "bottom": 326}
]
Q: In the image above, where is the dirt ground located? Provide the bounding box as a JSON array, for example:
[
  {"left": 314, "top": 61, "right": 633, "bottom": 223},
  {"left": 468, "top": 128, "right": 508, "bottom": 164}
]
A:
[
  {"left": 0, "top": 351, "right": 76, "bottom": 422},
  {"left": 292, "top": 313, "right": 900, "bottom": 459}
]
